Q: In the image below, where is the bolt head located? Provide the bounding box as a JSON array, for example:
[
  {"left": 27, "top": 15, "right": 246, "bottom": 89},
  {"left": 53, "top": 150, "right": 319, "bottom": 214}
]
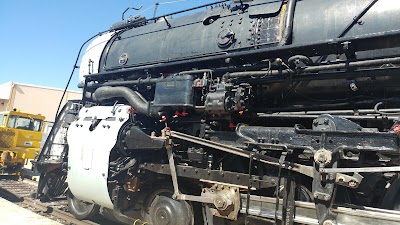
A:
[
  {"left": 349, "top": 180, "right": 358, "bottom": 187},
  {"left": 323, "top": 220, "right": 335, "bottom": 225},
  {"left": 214, "top": 196, "right": 227, "bottom": 209}
]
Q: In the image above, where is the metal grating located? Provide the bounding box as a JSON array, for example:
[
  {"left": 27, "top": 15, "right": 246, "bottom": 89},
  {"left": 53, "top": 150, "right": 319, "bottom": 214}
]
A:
[{"left": 0, "top": 128, "right": 15, "bottom": 149}]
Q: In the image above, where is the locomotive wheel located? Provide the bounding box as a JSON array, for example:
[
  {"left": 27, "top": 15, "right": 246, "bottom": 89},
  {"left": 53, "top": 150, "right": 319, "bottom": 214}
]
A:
[
  {"left": 144, "top": 188, "right": 194, "bottom": 225},
  {"left": 381, "top": 178, "right": 400, "bottom": 210},
  {"left": 393, "top": 195, "right": 400, "bottom": 210},
  {"left": 149, "top": 196, "right": 194, "bottom": 225},
  {"left": 277, "top": 184, "right": 313, "bottom": 202},
  {"left": 67, "top": 191, "right": 99, "bottom": 220},
  {"left": 296, "top": 185, "right": 313, "bottom": 202}
]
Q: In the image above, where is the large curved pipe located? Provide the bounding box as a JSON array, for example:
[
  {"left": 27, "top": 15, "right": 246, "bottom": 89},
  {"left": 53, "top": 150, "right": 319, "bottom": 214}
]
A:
[
  {"left": 280, "top": 0, "right": 297, "bottom": 46},
  {"left": 94, "top": 86, "right": 149, "bottom": 115}
]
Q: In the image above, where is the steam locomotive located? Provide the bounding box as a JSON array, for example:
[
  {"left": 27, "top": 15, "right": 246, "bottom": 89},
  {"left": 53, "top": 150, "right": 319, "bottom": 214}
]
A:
[{"left": 33, "top": 0, "right": 400, "bottom": 224}]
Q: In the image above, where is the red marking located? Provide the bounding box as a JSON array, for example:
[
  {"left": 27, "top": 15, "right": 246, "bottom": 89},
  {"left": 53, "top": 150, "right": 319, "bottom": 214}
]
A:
[
  {"left": 229, "top": 123, "right": 236, "bottom": 129},
  {"left": 174, "top": 111, "right": 188, "bottom": 117},
  {"left": 393, "top": 124, "right": 400, "bottom": 133},
  {"left": 127, "top": 107, "right": 135, "bottom": 114}
]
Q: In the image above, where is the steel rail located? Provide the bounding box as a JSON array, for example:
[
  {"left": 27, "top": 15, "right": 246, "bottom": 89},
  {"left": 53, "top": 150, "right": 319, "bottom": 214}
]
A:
[
  {"left": 21, "top": 198, "right": 99, "bottom": 225},
  {"left": 241, "top": 194, "right": 400, "bottom": 225}
]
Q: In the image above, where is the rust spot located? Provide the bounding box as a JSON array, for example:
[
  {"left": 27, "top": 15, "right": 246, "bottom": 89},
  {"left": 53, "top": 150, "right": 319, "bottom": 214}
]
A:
[{"left": 277, "top": 2, "right": 288, "bottom": 42}]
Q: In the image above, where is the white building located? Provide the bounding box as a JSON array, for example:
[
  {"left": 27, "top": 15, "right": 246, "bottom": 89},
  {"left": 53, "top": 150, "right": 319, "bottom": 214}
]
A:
[{"left": 0, "top": 82, "right": 81, "bottom": 122}]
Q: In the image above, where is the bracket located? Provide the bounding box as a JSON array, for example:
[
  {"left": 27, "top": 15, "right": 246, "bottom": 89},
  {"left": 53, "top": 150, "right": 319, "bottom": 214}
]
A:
[
  {"left": 166, "top": 141, "right": 241, "bottom": 220},
  {"left": 163, "top": 16, "right": 171, "bottom": 28}
]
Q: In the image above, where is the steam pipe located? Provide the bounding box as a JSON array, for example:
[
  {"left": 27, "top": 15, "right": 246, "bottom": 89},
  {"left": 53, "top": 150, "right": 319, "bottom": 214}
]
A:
[
  {"left": 224, "top": 56, "right": 400, "bottom": 79},
  {"left": 280, "top": 0, "right": 297, "bottom": 45},
  {"left": 93, "top": 86, "right": 149, "bottom": 115}
]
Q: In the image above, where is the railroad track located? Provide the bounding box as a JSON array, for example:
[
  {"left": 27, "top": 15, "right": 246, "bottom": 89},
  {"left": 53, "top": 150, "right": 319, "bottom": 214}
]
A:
[
  {"left": 0, "top": 176, "right": 40, "bottom": 201},
  {"left": 6, "top": 175, "right": 400, "bottom": 225},
  {"left": 0, "top": 177, "right": 117, "bottom": 225},
  {"left": 20, "top": 198, "right": 99, "bottom": 225}
]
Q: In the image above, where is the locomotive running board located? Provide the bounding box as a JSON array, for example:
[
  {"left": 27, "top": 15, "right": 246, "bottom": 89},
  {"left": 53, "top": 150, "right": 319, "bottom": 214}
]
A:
[{"left": 241, "top": 194, "right": 400, "bottom": 225}]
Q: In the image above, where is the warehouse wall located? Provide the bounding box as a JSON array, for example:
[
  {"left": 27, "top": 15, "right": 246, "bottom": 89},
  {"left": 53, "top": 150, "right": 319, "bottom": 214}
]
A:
[
  {"left": 1, "top": 82, "right": 81, "bottom": 122},
  {"left": 0, "top": 100, "right": 8, "bottom": 111},
  {"left": 0, "top": 82, "right": 12, "bottom": 111}
]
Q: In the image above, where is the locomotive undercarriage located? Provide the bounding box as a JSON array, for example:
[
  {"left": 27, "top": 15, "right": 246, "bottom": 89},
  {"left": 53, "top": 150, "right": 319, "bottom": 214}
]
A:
[
  {"left": 44, "top": 110, "right": 400, "bottom": 225},
  {"left": 34, "top": 53, "right": 400, "bottom": 224}
]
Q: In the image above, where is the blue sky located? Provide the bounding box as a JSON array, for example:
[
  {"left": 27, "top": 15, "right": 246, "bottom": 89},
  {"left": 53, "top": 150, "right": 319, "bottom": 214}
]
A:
[{"left": 0, "top": 0, "right": 217, "bottom": 91}]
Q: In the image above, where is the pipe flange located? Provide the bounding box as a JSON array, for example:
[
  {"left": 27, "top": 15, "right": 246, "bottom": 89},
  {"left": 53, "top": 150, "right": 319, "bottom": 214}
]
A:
[{"left": 314, "top": 149, "right": 332, "bottom": 165}]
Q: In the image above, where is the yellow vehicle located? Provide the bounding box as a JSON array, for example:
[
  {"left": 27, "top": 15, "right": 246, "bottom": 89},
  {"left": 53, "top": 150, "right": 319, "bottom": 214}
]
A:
[{"left": 0, "top": 110, "right": 45, "bottom": 175}]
